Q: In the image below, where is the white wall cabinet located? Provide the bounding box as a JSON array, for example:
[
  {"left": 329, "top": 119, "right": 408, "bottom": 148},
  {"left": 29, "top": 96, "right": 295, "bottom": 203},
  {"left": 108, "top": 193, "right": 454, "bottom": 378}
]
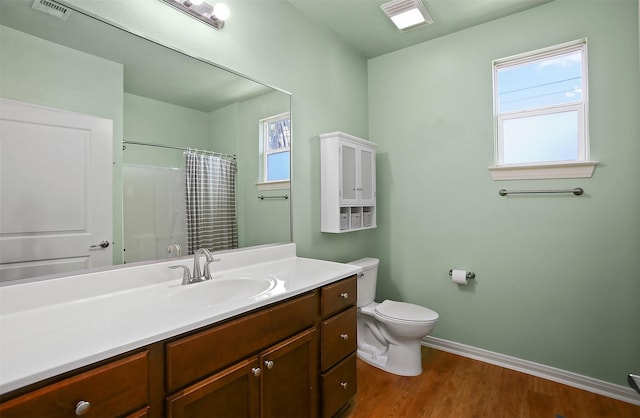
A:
[{"left": 320, "top": 132, "right": 377, "bottom": 233}]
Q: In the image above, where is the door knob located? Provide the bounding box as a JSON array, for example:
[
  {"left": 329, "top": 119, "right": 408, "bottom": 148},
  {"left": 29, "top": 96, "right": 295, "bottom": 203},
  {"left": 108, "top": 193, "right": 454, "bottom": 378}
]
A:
[
  {"left": 340, "top": 292, "right": 349, "bottom": 299},
  {"left": 252, "top": 367, "right": 261, "bottom": 377},
  {"left": 340, "top": 333, "right": 349, "bottom": 341},
  {"left": 89, "top": 240, "right": 110, "bottom": 249},
  {"left": 264, "top": 360, "right": 274, "bottom": 369}
]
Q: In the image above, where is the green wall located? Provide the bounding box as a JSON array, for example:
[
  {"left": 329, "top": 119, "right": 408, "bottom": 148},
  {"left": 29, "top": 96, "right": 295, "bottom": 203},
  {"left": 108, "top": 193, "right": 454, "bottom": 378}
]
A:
[
  {"left": 0, "top": 25, "right": 125, "bottom": 264},
  {"left": 124, "top": 92, "right": 210, "bottom": 168},
  {"left": 368, "top": 0, "right": 640, "bottom": 386}
]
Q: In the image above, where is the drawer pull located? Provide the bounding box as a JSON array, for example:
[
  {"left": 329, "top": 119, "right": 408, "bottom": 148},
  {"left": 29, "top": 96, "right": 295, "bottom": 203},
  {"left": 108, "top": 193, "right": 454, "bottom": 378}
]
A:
[
  {"left": 252, "top": 367, "right": 261, "bottom": 377},
  {"left": 340, "top": 292, "right": 349, "bottom": 299},
  {"left": 340, "top": 382, "right": 348, "bottom": 390},
  {"left": 340, "top": 333, "right": 349, "bottom": 341},
  {"left": 75, "top": 401, "right": 91, "bottom": 416},
  {"left": 264, "top": 360, "right": 274, "bottom": 369}
]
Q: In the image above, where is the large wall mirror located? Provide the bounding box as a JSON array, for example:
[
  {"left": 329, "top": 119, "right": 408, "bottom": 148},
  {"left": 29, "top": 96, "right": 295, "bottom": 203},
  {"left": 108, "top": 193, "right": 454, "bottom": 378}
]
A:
[{"left": 0, "top": 0, "right": 292, "bottom": 283}]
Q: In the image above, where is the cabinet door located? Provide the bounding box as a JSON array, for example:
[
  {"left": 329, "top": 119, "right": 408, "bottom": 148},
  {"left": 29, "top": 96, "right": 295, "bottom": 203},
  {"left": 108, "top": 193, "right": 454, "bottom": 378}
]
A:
[
  {"left": 359, "top": 147, "right": 375, "bottom": 205},
  {"left": 166, "top": 358, "right": 260, "bottom": 418},
  {"left": 260, "top": 328, "right": 318, "bottom": 418},
  {"left": 340, "top": 142, "right": 358, "bottom": 204}
]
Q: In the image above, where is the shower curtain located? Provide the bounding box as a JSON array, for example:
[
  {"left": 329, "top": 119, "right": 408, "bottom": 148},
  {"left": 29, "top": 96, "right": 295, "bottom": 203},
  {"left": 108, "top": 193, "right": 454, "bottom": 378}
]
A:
[{"left": 185, "top": 151, "right": 238, "bottom": 254}]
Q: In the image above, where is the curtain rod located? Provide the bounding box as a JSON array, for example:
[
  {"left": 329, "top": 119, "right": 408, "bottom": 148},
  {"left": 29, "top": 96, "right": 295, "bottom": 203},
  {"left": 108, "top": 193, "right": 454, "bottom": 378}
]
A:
[{"left": 122, "top": 139, "right": 236, "bottom": 160}]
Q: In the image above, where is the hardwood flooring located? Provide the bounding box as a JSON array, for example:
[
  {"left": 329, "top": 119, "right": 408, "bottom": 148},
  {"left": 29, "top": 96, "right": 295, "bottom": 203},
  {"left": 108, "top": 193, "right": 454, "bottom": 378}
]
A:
[{"left": 341, "top": 347, "right": 640, "bottom": 418}]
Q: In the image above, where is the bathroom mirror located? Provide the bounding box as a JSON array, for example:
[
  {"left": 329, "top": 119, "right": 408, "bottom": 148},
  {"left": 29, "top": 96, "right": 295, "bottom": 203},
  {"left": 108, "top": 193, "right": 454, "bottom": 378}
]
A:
[{"left": 0, "top": 0, "right": 292, "bottom": 283}]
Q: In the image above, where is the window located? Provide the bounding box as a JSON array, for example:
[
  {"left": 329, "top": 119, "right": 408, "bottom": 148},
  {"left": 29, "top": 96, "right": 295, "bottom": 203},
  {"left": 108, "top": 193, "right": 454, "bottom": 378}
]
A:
[
  {"left": 259, "top": 112, "right": 291, "bottom": 189},
  {"left": 490, "top": 39, "right": 596, "bottom": 180}
]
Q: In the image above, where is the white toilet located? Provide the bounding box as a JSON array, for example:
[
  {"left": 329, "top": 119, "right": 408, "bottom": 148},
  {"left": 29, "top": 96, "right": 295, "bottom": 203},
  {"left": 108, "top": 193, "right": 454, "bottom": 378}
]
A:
[{"left": 350, "top": 257, "right": 439, "bottom": 376}]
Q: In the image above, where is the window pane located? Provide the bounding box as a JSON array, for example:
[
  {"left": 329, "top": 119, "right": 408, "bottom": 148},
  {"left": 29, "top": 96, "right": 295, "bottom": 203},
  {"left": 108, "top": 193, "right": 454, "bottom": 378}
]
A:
[
  {"left": 497, "top": 51, "right": 582, "bottom": 113},
  {"left": 266, "top": 151, "right": 290, "bottom": 181},
  {"left": 503, "top": 110, "right": 578, "bottom": 164},
  {"left": 267, "top": 119, "right": 291, "bottom": 151}
]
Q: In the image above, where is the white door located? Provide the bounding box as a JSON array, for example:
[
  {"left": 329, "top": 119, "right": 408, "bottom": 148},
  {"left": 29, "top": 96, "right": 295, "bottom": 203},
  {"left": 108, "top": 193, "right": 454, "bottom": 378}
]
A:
[{"left": 0, "top": 98, "right": 113, "bottom": 282}]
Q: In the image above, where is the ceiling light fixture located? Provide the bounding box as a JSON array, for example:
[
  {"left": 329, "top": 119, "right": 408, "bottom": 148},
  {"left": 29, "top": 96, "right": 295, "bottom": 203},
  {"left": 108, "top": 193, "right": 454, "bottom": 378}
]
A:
[
  {"left": 160, "top": 0, "right": 230, "bottom": 30},
  {"left": 380, "top": 0, "right": 433, "bottom": 31}
]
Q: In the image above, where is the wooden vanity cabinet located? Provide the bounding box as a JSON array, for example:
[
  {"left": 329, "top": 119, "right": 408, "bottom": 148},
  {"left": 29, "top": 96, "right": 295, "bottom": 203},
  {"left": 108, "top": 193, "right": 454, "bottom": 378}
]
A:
[
  {"left": 319, "top": 275, "right": 358, "bottom": 417},
  {"left": 166, "top": 292, "right": 319, "bottom": 418}
]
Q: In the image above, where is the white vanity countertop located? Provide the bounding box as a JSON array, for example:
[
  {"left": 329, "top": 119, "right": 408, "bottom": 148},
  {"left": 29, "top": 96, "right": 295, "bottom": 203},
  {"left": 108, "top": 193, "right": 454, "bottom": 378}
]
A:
[{"left": 0, "top": 243, "right": 361, "bottom": 394}]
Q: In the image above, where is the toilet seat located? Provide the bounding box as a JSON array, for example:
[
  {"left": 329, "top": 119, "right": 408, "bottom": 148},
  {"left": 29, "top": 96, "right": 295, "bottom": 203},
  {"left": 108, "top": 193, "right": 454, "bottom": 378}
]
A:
[{"left": 374, "top": 300, "right": 439, "bottom": 324}]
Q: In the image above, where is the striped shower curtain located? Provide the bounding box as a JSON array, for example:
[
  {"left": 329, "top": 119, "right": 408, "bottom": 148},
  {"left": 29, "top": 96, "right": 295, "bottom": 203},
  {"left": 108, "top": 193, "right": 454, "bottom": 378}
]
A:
[{"left": 184, "top": 151, "right": 238, "bottom": 254}]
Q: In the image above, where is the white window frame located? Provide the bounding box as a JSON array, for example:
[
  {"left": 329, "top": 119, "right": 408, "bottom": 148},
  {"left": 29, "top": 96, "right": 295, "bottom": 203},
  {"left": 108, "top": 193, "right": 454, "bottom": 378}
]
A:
[
  {"left": 257, "top": 112, "right": 290, "bottom": 190},
  {"left": 489, "top": 39, "right": 597, "bottom": 180}
]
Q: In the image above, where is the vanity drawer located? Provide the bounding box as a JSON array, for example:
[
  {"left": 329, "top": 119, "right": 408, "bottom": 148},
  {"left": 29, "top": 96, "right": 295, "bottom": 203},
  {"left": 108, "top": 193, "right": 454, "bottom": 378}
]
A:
[
  {"left": 321, "top": 353, "right": 357, "bottom": 418},
  {"left": 166, "top": 291, "right": 318, "bottom": 392},
  {"left": 321, "top": 275, "right": 357, "bottom": 317},
  {"left": 321, "top": 306, "right": 357, "bottom": 371},
  {"left": 0, "top": 351, "right": 149, "bottom": 418}
]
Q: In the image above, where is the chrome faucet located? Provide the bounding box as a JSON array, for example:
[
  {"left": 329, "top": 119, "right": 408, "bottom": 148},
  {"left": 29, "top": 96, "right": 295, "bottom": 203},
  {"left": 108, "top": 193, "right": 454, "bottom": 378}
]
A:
[
  {"left": 193, "top": 248, "right": 217, "bottom": 281},
  {"left": 169, "top": 248, "right": 220, "bottom": 285},
  {"left": 166, "top": 243, "right": 182, "bottom": 257}
]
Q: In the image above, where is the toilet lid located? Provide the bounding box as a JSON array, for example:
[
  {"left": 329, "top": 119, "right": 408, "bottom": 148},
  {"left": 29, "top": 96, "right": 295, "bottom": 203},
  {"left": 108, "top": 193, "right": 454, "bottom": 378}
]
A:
[{"left": 375, "top": 300, "right": 439, "bottom": 323}]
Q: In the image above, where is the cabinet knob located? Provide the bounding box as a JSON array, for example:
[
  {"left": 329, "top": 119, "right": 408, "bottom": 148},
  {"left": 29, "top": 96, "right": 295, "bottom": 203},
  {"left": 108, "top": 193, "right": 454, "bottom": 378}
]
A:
[
  {"left": 340, "top": 382, "right": 348, "bottom": 390},
  {"left": 75, "top": 401, "right": 91, "bottom": 416},
  {"left": 340, "top": 333, "right": 349, "bottom": 341},
  {"left": 264, "top": 360, "right": 274, "bottom": 369},
  {"left": 340, "top": 292, "right": 349, "bottom": 299},
  {"left": 252, "top": 367, "right": 261, "bottom": 377}
]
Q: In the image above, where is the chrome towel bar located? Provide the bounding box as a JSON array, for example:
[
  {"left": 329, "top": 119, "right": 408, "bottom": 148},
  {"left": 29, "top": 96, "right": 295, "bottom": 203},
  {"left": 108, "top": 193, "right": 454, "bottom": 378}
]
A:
[
  {"left": 258, "top": 194, "right": 289, "bottom": 200},
  {"left": 498, "top": 187, "right": 584, "bottom": 196}
]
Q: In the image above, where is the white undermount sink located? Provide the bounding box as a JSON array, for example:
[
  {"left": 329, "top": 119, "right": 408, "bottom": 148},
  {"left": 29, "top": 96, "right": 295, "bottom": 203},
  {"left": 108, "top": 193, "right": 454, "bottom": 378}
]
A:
[{"left": 169, "top": 276, "right": 277, "bottom": 308}]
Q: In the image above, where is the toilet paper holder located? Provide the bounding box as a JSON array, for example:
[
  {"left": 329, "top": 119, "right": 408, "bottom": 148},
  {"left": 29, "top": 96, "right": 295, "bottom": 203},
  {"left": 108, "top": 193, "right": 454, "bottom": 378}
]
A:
[{"left": 449, "top": 269, "right": 475, "bottom": 279}]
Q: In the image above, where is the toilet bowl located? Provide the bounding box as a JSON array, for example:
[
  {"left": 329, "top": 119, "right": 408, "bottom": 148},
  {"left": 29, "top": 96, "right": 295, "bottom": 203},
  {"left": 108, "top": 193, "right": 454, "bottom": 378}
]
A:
[{"left": 350, "top": 258, "right": 438, "bottom": 376}]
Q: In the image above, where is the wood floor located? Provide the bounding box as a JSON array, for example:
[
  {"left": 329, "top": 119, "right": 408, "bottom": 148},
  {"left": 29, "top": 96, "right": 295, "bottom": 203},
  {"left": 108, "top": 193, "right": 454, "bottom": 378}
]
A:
[{"left": 341, "top": 347, "right": 640, "bottom": 418}]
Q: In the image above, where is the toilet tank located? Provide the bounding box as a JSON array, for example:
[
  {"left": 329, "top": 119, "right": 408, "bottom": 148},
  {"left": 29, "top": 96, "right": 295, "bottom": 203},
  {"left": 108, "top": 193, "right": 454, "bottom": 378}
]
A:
[{"left": 349, "top": 257, "right": 379, "bottom": 307}]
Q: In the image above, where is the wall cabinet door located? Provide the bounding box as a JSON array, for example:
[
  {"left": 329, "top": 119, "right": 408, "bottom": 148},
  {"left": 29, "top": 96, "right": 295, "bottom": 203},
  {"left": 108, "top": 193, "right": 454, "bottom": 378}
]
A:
[
  {"left": 358, "top": 146, "right": 375, "bottom": 205},
  {"left": 340, "top": 142, "right": 358, "bottom": 204},
  {"left": 261, "top": 328, "right": 318, "bottom": 418}
]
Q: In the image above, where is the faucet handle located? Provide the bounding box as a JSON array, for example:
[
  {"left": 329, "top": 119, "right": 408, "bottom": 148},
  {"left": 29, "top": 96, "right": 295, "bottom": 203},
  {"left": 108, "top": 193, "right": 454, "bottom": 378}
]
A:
[
  {"left": 203, "top": 258, "right": 221, "bottom": 280},
  {"left": 169, "top": 265, "right": 192, "bottom": 285}
]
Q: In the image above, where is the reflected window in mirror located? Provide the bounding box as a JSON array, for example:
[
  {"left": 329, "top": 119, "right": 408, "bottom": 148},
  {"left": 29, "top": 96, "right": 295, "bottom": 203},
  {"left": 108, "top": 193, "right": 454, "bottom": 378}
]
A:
[{"left": 258, "top": 112, "right": 291, "bottom": 190}]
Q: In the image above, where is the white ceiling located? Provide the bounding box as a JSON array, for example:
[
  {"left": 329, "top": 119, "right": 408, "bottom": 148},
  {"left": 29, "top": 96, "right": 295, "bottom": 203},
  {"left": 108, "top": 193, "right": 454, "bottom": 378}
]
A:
[{"left": 287, "top": 0, "right": 554, "bottom": 58}]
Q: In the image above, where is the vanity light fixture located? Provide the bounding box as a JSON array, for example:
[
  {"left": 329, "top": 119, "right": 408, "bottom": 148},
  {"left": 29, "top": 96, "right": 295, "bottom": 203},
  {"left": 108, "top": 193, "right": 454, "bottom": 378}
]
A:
[
  {"left": 380, "top": 0, "right": 433, "bottom": 31},
  {"left": 160, "top": 0, "right": 230, "bottom": 30}
]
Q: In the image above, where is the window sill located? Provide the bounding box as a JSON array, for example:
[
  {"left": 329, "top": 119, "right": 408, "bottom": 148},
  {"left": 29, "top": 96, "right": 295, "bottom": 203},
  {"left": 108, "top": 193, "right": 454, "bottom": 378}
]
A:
[
  {"left": 489, "top": 161, "right": 597, "bottom": 180},
  {"left": 256, "top": 180, "right": 290, "bottom": 191}
]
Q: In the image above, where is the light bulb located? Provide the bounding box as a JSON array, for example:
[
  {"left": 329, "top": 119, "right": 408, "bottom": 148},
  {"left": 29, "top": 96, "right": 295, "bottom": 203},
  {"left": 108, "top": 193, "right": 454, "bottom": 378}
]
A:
[{"left": 213, "top": 3, "right": 230, "bottom": 21}]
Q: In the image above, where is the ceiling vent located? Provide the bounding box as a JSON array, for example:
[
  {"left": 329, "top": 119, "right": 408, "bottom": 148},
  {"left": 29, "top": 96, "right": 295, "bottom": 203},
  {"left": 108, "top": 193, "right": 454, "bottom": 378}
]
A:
[
  {"left": 380, "top": 0, "right": 433, "bottom": 31},
  {"left": 32, "top": 0, "right": 71, "bottom": 21}
]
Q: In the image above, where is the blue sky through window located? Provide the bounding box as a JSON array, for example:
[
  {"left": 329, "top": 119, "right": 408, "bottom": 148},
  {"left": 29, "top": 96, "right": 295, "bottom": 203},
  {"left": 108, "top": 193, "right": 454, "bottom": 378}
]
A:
[{"left": 497, "top": 51, "right": 582, "bottom": 113}]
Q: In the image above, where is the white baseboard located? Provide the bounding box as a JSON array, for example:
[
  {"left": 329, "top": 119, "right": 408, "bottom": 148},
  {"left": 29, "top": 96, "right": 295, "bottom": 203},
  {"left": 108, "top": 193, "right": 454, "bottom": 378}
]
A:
[{"left": 422, "top": 336, "right": 640, "bottom": 406}]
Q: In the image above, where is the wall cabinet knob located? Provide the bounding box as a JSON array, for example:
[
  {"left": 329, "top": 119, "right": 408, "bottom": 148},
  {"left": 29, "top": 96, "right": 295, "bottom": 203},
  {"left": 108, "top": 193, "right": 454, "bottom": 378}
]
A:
[
  {"left": 264, "top": 360, "right": 274, "bottom": 369},
  {"left": 75, "top": 401, "right": 91, "bottom": 416},
  {"left": 340, "top": 333, "right": 349, "bottom": 341},
  {"left": 340, "top": 382, "right": 348, "bottom": 390},
  {"left": 340, "top": 292, "right": 349, "bottom": 299},
  {"left": 252, "top": 367, "right": 261, "bottom": 377}
]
